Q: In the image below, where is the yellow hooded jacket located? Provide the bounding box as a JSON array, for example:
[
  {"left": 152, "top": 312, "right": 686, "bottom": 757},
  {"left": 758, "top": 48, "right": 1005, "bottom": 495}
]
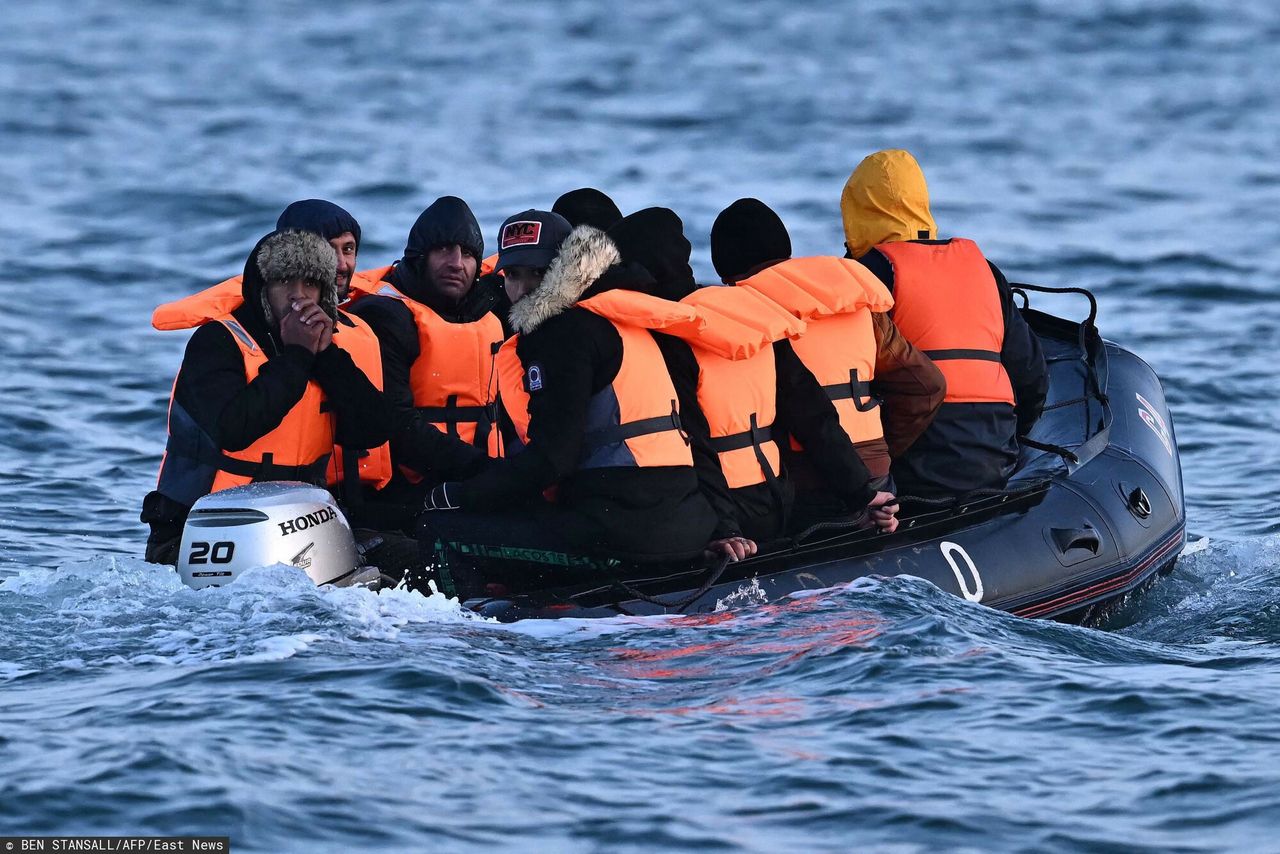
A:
[
  {"left": 841, "top": 149, "right": 1013, "bottom": 407},
  {"left": 840, "top": 149, "right": 937, "bottom": 260}
]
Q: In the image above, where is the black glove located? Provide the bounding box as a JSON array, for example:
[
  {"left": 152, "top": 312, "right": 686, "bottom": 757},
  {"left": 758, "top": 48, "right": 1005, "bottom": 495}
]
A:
[{"left": 424, "top": 482, "right": 462, "bottom": 511}]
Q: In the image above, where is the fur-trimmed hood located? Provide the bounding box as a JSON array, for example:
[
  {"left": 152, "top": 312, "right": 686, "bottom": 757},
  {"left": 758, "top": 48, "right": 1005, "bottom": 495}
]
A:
[{"left": 508, "top": 225, "right": 621, "bottom": 335}]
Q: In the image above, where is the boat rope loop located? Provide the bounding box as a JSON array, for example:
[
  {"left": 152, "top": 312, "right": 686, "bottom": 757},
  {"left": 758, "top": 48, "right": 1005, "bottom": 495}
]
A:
[
  {"left": 592, "top": 476, "right": 1056, "bottom": 609},
  {"left": 789, "top": 477, "right": 1054, "bottom": 547},
  {"left": 607, "top": 553, "right": 733, "bottom": 612},
  {"left": 1017, "top": 436, "right": 1079, "bottom": 465}
]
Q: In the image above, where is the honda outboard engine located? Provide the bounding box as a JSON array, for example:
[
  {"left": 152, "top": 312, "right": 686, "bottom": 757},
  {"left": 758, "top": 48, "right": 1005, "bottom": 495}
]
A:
[{"left": 176, "top": 482, "right": 361, "bottom": 589}]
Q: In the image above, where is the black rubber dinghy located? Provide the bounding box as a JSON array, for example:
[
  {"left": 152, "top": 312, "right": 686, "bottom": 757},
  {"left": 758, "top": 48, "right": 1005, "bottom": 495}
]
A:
[{"left": 458, "top": 286, "right": 1187, "bottom": 623}]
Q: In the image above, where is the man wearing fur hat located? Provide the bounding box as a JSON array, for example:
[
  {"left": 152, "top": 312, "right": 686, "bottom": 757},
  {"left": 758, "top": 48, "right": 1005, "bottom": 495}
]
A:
[
  {"left": 151, "top": 200, "right": 395, "bottom": 508},
  {"left": 141, "top": 230, "right": 392, "bottom": 564}
]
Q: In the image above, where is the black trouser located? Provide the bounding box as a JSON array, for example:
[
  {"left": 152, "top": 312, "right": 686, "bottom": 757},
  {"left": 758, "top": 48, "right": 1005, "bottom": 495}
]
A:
[
  {"left": 144, "top": 525, "right": 182, "bottom": 566},
  {"left": 416, "top": 501, "right": 706, "bottom": 601},
  {"left": 141, "top": 491, "right": 188, "bottom": 565},
  {"left": 890, "top": 403, "right": 1019, "bottom": 499},
  {"left": 725, "top": 476, "right": 796, "bottom": 547}
]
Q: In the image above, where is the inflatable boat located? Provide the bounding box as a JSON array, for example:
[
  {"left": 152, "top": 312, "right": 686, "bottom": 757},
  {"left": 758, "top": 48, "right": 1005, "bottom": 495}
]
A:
[
  {"left": 174, "top": 285, "right": 1185, "bottom": 625},
  {"left": 460, "top": 285, "right": 1187, "bottom": 622}
]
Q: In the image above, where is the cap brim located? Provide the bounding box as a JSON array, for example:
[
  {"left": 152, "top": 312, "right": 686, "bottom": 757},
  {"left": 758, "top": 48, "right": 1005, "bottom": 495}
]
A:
[{"left": 494, "top": 246, "right": 557, "bottom": 274}]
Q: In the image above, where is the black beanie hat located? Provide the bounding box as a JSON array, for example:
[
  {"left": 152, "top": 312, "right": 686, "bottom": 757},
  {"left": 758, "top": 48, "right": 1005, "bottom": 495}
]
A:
[
  {"left": 608, "top": 207, "right": 696, "bottom": 302},
  {"left": 710, "top": 198, "right": 793, "bottom": 282},
  {"left": 276, "top": 199, "right": 361, "bottom": 249},
  {"left": 405, "top": 196, "right": 484, "bottom": 261},
  {"left": 553, "top": 187, "right": 624, "bottom": 231}
]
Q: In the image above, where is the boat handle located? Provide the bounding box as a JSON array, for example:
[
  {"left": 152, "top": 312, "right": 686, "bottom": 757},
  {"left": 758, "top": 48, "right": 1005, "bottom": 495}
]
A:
[
  {"left": 1050, "top": 524, "right": 1102, "bottom": 555},
  {"left": 1128, "top": 487, "right": 1152, "bottom": 519}
]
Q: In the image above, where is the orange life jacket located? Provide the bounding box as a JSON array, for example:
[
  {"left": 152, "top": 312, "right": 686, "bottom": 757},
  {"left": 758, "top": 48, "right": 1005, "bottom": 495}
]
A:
[
  {"left": 323, "top": 311, "right": 394, "bottom": 496},
  {"left": 495, "top": 337, "right": 530, "bottom": 448},
  {"left": 877, "top": 239, "right": 1014, "bottom": 405},
  {"left": 493, "top": 336, "right": 557, "bottom": 502},
  {"left": 349, "top": 270, "right": 505, "bottom": 471},
  {"left": 155, "top": 316, "right": 334, "bottom": 507},
  {"left": 151, "top": 269, "right": 387, "bottom": 330},
  {"left": 151, "top": 275, "right": 394, "bottom": 495},
  {"left": 676, "top": 286, "right": 804, "bottom": 489},
  {"left": 739, "top": 257, "right": 892, "bottom": 450},
  {"left": 691, "top": 346, "right": 779, "bottom": 489},
  {"left": 497, "top": 289, "right": 695, "bottom": 472}
]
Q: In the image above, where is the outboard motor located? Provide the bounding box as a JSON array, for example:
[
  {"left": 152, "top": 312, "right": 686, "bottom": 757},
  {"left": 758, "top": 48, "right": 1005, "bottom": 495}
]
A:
[{"left": 176, "top": 482, "right": 363, "bottom": 589}]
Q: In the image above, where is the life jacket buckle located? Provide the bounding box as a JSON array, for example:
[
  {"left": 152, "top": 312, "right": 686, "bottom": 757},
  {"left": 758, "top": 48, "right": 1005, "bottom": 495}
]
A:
[{"left": 670, "top": 399, "right": 689, "bottom": 446}]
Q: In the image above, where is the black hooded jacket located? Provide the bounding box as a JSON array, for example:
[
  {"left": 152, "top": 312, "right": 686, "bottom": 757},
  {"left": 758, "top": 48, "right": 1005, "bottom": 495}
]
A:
[
  {"left": 476, "top": 272, "right": 515, "bottom": 338},
  {"left": 348, "top": 198, "right": 500, "bottom": 486},
  {"left": 142, "top": 232, "right": 392, "bottom": 531}
]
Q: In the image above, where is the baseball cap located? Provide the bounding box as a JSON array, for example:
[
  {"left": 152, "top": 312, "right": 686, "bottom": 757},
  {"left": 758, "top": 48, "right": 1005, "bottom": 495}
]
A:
[{"left": 494, "top": 210, "right": 573, "bottom": 273}]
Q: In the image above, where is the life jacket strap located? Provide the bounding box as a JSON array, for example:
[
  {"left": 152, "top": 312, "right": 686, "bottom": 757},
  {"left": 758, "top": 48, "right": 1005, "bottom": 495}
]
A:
[
  {"left": 416, "top": 397, "right": 498, "bottom": 447},
  {"left": 222, "top": 319, "right": 258, "bottom": 352},
  {"left": 924, "top": 348, "right": 1002, "bottom": 363},
  {"left": 340, "top": 446, "right": 366, "bottom": 507},
  {"left": 415, "top": 403, "right": 494, "bottom": 422},
  {"left": 708, "top": 420, "right": 775, "bottom": 453},
  {"left": 712, "top": 412, "right": 786, "bottom": 531},
  {"left": 216, "top": 451, "right": 332, "bottom": 485},
  {"left": 823, "top": 368, "right": 880, "bottom": 413},
  {"left": 583, "top": 400, "right": 686, "bottom": 451}
]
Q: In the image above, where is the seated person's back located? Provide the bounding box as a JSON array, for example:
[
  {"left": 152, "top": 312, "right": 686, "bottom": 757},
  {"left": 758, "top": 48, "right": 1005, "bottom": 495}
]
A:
[{"left": 841, "top": 149, "right": 1049, "bottom": 498}]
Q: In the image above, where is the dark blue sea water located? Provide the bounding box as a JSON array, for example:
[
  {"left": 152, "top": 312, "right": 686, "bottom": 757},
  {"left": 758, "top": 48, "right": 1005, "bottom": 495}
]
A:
[{"left": 4, "top": 1, "right": 1280, "bottom": 850}]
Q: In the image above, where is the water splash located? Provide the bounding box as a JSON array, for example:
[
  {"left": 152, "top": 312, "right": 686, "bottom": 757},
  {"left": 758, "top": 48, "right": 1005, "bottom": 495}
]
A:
[{"left": 0, "top": 556, "right": 489, "bottom": 682}]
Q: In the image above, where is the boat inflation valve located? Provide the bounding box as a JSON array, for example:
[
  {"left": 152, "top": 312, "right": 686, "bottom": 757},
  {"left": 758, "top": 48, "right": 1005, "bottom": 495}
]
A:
[{"left": 1128, "top": 487, "right": 1152, "bottom": 519}]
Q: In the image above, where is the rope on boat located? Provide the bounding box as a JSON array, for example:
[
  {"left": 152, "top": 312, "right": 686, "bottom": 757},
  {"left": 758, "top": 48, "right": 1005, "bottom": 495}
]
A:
[
  {"left": 608, "top": 553, "right": 733, "bottom": 612},
  {"left": 788, "top": 477, "right": 1054, "bottom": 547},
  {"left": 1012, "top": 281, "right": 1112, "bottom": 457},
  {"left": 1018, "top": 436, "right": 1079, "bottom": 464}
]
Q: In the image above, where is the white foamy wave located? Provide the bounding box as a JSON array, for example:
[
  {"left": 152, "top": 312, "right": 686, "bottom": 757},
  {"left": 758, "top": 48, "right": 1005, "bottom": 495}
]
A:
[
  {"left": 487, "top": 612, "right": 681, "bottom": 642},
  {"left": 237, "top": 632, "right": 327, "bottom": 663},
  {"left": 315, "top": 579, "right": 493, "bottom": 641},
  {"left": 1181, "top": 535, "right": 1212, "bottom": 557},
  {"left": 0, "top": 555, "right": 499, "bottom": 676},
  {"left": 786, "top": 573, "right": 889, "bottom": 602},
  {"left": 1112, "top": 534, "right": 1280, "bottom": 643},
  {"left": 0, "top": 554, "right": 185, "bottom": 600},
  {"left": 0, "top": 661, "right": 36, "bottom": 680}
]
